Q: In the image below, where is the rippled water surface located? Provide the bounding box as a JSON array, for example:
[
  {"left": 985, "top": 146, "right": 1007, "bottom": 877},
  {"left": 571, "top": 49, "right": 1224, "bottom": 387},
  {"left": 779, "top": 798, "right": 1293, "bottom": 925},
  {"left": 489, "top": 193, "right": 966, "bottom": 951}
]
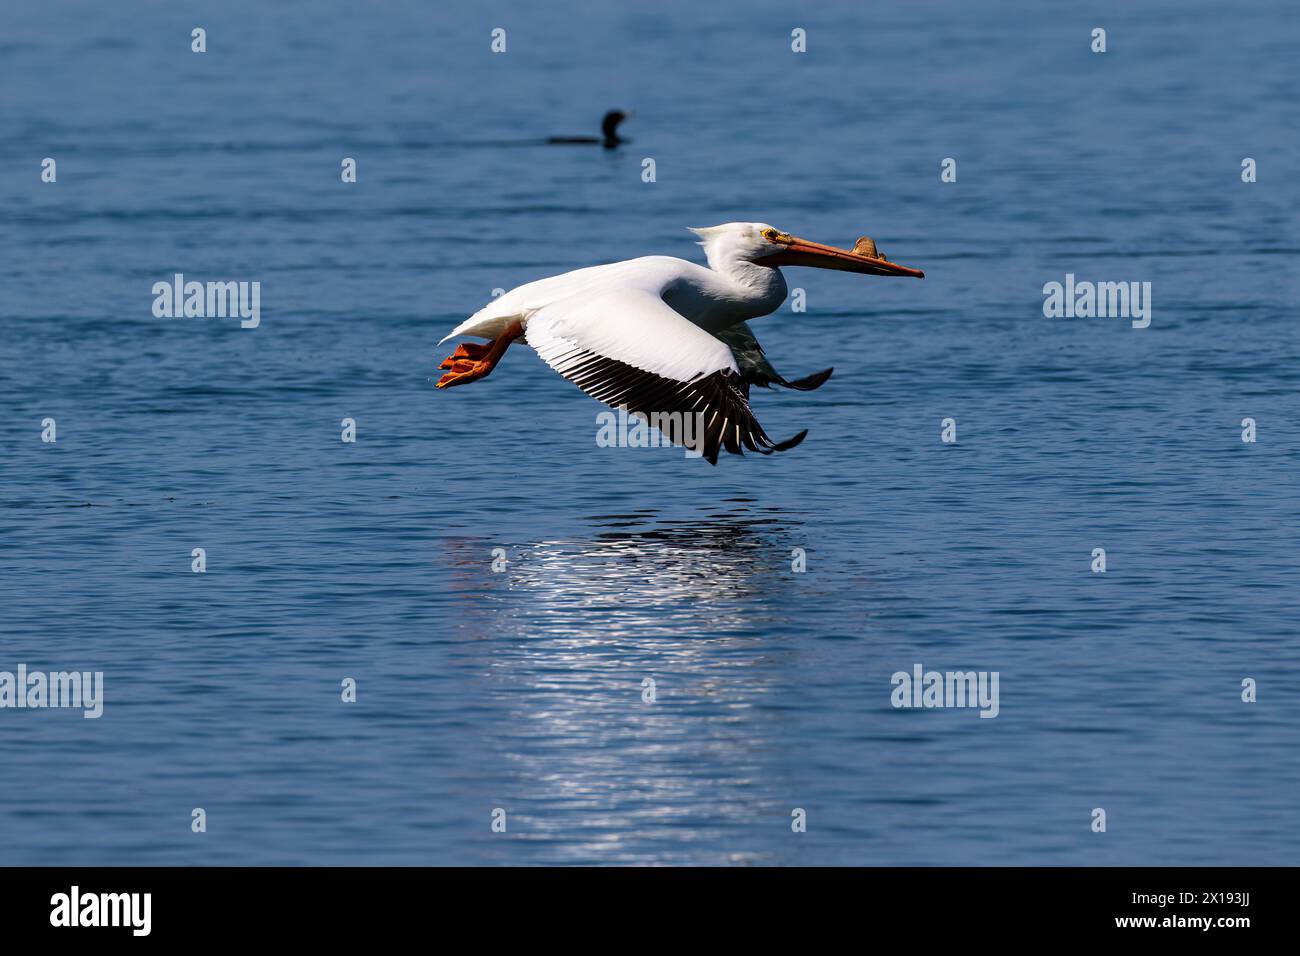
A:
[{"left": 1, "top": 0, "right": 1298, "bottom": 864}]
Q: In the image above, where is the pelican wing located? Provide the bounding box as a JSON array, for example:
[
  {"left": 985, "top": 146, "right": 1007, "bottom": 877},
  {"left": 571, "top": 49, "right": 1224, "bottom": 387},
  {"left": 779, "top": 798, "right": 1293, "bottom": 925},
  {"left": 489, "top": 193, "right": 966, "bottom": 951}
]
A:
[
  {"left": 525, "top": 291, "right": 806, "bottom": 464},
  {"left": 712, "top": 323, "right": 834, "bottom": 395}
]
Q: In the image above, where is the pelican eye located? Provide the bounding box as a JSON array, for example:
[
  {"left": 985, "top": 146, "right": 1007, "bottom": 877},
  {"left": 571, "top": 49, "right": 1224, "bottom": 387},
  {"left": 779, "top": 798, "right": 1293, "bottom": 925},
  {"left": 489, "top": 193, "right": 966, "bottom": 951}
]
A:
[{"left": 761, "top": 228, "right": 793, "bottom": 244}]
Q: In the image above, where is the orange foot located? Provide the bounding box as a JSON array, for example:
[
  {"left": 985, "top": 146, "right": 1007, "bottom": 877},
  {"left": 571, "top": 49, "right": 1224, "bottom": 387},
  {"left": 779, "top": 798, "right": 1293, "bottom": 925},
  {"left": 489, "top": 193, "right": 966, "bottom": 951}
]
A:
[
  {"left": 435, "top": 323, "right": 524, "bottom": 390},
  {"left": 436, "top": 343, "right": 495, "bottom": 388}
]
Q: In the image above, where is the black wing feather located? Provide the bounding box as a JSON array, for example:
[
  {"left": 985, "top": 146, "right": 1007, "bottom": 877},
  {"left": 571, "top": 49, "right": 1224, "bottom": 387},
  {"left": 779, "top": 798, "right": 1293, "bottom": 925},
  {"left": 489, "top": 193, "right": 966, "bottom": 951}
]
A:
[
  {"left": 544, "top": 345, "right": 805, "bottom": 465},
  {"left": 713, "top": 322, "right": 834, "bottom": 397}
]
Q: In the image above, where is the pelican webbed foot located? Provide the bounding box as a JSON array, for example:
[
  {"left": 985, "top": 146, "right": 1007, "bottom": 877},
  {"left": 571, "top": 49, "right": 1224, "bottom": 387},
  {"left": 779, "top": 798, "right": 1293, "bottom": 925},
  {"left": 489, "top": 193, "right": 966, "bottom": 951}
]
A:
[{"left": 435, "top": 323, "right": 523, "bottom": 389}]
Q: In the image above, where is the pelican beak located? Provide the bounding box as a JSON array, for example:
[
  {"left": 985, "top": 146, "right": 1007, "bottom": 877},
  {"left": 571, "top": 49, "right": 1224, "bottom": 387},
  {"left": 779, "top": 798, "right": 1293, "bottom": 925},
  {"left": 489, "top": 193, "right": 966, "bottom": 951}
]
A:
[{"left": 757, "top": 235, "right": 924, "bottom": 278}]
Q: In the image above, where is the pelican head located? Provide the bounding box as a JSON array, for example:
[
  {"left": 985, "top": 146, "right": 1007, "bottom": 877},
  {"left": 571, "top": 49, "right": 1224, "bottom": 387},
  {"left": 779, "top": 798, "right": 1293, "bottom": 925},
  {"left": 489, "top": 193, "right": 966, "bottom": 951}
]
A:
[{"left": 689, "top": 222, "right": 924, "bottom": 278}]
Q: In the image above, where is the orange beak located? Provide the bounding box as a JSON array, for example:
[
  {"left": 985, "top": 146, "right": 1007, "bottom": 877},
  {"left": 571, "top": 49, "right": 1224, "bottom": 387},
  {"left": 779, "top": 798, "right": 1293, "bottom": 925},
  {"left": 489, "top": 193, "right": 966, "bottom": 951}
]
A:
[{"left": 755, "top": 236, "right": 924, "bottom": 278}]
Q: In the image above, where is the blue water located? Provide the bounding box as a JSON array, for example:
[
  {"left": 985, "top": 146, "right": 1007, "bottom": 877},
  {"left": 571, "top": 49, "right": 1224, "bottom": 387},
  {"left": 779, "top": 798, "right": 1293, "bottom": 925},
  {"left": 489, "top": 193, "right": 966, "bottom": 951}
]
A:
[{"left": 2, "top": 0, "right": 1297, "bottom": 865}]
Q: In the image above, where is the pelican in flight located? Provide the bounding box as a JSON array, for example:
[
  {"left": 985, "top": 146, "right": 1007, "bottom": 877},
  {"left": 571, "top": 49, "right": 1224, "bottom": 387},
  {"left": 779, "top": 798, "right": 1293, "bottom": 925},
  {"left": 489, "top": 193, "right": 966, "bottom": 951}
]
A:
[{"left": 435, "top": 223, "right": 924, "bottom": 463}]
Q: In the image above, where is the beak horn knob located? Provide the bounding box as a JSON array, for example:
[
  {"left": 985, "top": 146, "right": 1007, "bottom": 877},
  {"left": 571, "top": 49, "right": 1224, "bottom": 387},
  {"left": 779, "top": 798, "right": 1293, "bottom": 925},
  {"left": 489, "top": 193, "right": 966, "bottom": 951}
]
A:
[{"left": 850, "top": 236, "right": 883, "bottom": 260}]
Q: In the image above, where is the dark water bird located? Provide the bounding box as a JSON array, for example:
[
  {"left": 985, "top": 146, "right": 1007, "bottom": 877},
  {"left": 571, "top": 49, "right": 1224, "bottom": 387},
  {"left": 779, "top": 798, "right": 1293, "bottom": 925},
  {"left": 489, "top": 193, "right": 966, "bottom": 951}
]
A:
[
  {"left": 434, "top": 223, "right": 924, "bottom": 464},
  {"left": 546, "top": 110, "right": 630, "bottom": 149}
]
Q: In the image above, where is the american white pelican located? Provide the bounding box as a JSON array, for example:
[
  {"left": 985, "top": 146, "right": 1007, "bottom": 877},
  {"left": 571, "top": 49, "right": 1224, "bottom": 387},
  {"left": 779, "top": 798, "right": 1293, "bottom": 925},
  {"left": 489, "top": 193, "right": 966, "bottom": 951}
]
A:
[
  {"left": 435, "top": 222, "right": 924, "bottom": 464},
  {"left": 546, "top": 110, "right": 630, "bottom": 149}
]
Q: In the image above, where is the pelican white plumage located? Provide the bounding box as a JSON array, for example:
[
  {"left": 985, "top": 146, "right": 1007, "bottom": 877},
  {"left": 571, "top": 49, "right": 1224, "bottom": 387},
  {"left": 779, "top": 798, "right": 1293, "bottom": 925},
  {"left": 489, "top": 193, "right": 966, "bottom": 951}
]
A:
[{"left": 435, "top": 223, "right": 924, "bottom": 464}]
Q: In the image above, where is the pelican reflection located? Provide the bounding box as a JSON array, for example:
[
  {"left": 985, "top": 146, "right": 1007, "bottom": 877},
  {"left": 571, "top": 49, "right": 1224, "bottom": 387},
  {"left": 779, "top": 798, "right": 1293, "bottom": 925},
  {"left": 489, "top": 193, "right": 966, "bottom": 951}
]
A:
[{"left": 448, "top": 509, "right": 805, "bottom": 864}]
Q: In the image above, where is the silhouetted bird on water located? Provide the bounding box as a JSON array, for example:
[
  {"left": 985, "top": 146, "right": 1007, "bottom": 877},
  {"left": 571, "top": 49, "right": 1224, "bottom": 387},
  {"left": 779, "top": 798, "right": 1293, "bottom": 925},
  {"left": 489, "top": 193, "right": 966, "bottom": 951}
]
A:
[{"left": 546, "top": 110, "right": 630, "bottom": 149}]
